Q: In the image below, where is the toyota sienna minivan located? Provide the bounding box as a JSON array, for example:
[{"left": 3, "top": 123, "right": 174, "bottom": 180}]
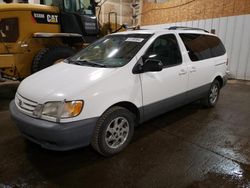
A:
[{"left": 10, "top": 28, "right": 228, "bottom": 156}]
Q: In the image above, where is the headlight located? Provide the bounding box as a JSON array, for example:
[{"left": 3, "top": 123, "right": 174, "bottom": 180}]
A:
[
  {"left": 37, "top": 100, "right": 83, "bottom": 121},
  {"left": 42, "top": 102, "right": 61, "bottom": 117}
]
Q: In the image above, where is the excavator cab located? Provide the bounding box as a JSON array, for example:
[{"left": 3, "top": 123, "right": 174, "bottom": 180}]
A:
[
  {"left": 41, "top": 0, "right": 99, "bottom": 43},
  {"left": 0, "top": 0, "right": 100, "bottom": 81}
]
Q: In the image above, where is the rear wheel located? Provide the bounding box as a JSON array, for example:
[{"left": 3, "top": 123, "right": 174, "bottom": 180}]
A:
[
  {"left": 91, "top": 106, "right": 135, "bottom": 157},
  {"left": 31, "top": 47, "right": 75, "bottom": 73},
  {"left": 201, "top": 80, "right": 220, "bottom": 107}
]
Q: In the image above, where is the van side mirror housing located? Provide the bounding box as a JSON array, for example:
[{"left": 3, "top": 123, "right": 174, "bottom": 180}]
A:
[{"left": 133, "top": 59, "right": 164, "bottom": 74}]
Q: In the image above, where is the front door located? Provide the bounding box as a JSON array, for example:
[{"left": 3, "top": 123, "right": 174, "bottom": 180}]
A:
[{"left": 140, "top": 34, "right": 188, "bottom": 121}]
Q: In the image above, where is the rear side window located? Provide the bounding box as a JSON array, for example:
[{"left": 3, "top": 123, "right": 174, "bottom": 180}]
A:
[
  {"left": 144, "top": 34, "right": 182, "bottom": 67},
  {"left": 179, "top": 34, "right": 226, "bottom": 61}
]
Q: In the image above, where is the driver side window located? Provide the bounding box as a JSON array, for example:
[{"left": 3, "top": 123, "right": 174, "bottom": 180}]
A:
[{"left": 144, "top": 34, "right": 182, "bottom": 67}]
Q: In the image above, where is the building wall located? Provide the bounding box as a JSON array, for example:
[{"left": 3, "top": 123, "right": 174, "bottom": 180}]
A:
[
  {"left": 141, "top": 0, "right": 250, "bottom": 80},
  {"left": 142, "top": 0, "right": 250, "bottom": 25},
  {"left": 98, "top": 0, "right": 135, "bottom": 26}
]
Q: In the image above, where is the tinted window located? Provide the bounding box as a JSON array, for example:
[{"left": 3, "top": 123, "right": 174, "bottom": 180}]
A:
[
  {"left": 144, "top": 34, "right": 182, "bottom": 67},
  {"left": 207, "top": 35, "right": 226, "bottom": 57},
  {"left": 179, "top": 34, "right": 226, "bottom": 61}
]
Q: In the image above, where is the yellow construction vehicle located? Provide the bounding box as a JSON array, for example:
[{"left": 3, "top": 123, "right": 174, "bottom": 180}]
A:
[{"left": 0, "top": 0, "right": 102, "bottom": 81}]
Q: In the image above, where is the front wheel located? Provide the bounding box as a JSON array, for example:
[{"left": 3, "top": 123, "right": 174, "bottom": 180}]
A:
[
  {"left": 91, "top": 106, "right": 135, "bottom": 157},
  {"left": 201, "top": 80, "right": 220, "bottom": 107}
]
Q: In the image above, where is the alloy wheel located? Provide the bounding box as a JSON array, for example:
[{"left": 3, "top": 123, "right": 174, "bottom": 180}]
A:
[
  {"left": 105, "top": 117, "right": 129, "bottom": 149},
  {"left": 209, "top": 84, "right": 219, "bottom": 104}
]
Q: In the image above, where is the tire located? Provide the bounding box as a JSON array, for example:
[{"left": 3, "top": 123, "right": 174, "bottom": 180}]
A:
[
  {"left": 91, "top": 106, "right": 135, "bottom": 157},
  {"left": 201, "top": 80, "right": 220, "bottom": 108},
  {"left": 31, "top": 46, "right": 75, "bottom": 73}
]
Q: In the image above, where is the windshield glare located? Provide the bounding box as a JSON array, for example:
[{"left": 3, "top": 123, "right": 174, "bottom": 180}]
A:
[{"left": 70, "top": 34, "right": 152, "bottom": 68}]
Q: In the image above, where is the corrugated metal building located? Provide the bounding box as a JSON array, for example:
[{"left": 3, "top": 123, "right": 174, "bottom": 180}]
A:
[
  {"left": 142, "top": 15, "right": 250, "bottom": 80},
  {"left": 141, "top": 0, "right": 250, "bottom": 80}
]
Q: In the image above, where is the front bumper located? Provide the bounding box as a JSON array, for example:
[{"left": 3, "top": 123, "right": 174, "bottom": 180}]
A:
[{"left": 9, "top": 100, "right": 98, "bottom": 151}]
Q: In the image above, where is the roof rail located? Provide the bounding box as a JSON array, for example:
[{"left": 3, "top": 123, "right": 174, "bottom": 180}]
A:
[{"left": 168, "top": 26, "right": 209, "bottom": 33}]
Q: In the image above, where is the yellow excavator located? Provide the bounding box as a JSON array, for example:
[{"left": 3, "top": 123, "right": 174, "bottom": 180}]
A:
[{"left": 0, "top": 0, "right": 124, "bottom": 82}]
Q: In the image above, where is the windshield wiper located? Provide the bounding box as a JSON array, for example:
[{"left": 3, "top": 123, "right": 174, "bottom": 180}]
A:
[{"left": 70, "top": 59, "right": 107, "bottom": 67}]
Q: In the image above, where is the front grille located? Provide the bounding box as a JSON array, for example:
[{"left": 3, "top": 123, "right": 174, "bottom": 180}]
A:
[{"left": 15, "top": 93, "right": 38, "bottom": 116}]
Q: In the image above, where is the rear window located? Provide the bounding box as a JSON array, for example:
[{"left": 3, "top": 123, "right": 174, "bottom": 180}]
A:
[{"left": 179, "top": 34, "right": 226, "bottom": 61}]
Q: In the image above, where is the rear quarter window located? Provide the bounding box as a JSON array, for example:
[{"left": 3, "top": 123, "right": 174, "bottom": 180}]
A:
[{"left": 179, "top": 33, "right": 226, "bottom": 61}]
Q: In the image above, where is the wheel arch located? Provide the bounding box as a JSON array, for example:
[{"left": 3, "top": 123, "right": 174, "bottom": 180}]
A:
[
  {"left": 107, "top": 101, "right": 141, "bottom": 124},
  {"left": 213, "top": 75, "right": 223, "bottom": 88}
]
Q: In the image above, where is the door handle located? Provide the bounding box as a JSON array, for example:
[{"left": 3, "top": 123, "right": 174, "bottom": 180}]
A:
[
  {"left": 179, "top": 69, "right": 187, "bottom": 75},
  {"left": 190, "top": 67, "right": 196, "bottom": 73}
]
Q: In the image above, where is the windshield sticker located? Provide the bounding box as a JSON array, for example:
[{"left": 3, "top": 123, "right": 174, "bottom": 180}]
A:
[{"left": 125, "top": 38, "right": 144, "bottom": 42}]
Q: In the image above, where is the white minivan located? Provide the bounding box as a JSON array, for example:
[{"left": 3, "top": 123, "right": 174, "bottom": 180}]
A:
[{"left": 10, "top": 28, "right": 228, "bottom": 156}]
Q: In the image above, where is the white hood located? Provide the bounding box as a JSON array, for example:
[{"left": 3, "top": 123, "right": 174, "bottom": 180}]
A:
[{"left": 17, "top": 63, "right": 117, "bottom": 103}]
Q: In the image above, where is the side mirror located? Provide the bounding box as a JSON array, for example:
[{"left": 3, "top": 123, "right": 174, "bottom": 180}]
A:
[
  {"left": 143, "top": 59, "right": 163, "bottom": 72},
  {"left": 133, "top": 59, "right": 163, "bottom": 74}
]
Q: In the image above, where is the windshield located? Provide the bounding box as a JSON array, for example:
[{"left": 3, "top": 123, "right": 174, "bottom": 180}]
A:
[{"left": 69, "top": 34, "right": 152, "bottom": 68}]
